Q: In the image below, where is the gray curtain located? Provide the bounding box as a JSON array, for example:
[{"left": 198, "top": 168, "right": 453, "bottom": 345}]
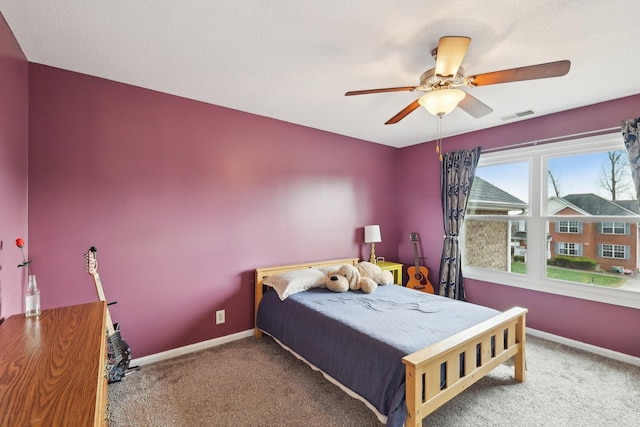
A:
[
  {"left": 621, "top": 117, "right": 640, "bottom": 200},
  {"left": 439, "top": 147, "right": 481, "bottom": 300}
]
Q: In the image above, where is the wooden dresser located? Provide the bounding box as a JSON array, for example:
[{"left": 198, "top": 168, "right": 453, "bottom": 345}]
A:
[{"left": 0, "top": 301, "right": 108, "bottom": 426}]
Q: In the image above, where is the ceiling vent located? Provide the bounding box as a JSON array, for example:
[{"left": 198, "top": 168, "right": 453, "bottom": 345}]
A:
[{"left": 501, "top": 110, "right": 535, "bottom": 121}]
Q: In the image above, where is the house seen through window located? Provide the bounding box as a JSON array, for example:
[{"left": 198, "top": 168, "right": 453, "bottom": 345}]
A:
[{"left": 462, "top": 133, "right": 640, "bottom": 308}]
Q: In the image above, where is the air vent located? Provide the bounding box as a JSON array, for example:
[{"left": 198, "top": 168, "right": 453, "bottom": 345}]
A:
[{"left": 500, "top": 110, "right": 535, "bottom": 121}]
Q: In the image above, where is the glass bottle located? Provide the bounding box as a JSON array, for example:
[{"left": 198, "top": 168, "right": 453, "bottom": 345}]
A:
[{"left": 25, "top": 274, "right": 41, "bottom": 318}]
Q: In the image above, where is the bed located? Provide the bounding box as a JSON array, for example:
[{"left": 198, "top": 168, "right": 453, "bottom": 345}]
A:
[{"left": 254, "top": 258, "right": 527, "bottom": 427}]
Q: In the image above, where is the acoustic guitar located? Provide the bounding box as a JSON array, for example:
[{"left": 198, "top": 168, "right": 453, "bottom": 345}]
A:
[
  {"left": 85, "top": 246, "right": 132, "bottom": 382},
  {"left": 407, "top": 232, "right": 435, "bottom": 293}
]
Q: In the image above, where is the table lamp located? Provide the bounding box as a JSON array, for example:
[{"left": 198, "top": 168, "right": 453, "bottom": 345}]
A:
[{"left": 364, "top": 225, "right": 381, "bottom": 264}]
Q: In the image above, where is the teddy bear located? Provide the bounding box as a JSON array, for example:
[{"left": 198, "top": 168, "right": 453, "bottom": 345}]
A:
[
  {"left": 322, "top": 270, "right": 350, "bottom": 293},
  {"left": 322, "top": 262, "right": 394, "bottom": 294},
  {"left": 341, "top": 264, "right": 378, "bottom": 293},
  {"left": 321, "top": 265, "right": 377, "bottom": 293},
  {"left": 355, "top": 261, "right": 394, "bottom": 286}
]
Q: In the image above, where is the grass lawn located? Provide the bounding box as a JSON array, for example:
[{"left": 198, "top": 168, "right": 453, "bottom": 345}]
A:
[{"left": 511, "top": 262, "right": 626, "bottom": 287}]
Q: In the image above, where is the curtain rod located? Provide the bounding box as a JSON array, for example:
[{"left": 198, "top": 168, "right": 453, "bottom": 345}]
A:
[{"left": 481, "top": 126, "right": 621, "bottom": 154}]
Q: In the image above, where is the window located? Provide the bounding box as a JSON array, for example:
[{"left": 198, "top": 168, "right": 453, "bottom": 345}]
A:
[
  {"left": 462, "top": 133, "right": 640, "bottom": 309},
  {"left": 600, "top": 244, "right": 629, "bottom": 259},
  {"left": 557, "top": 221, "right": 580, "bottom": 233},
  {"left": 601, "top": 222, "right": 627, "bottom": 235},
  {"left": 557, "top": 242, "right": 581, "bottom": 256}
]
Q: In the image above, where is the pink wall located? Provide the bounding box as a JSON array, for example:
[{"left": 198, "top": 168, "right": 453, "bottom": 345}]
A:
[
  {"left": 27, "top": 64, "right": 400, "bottom": 357},
  {"left": 0, "top": 13, "right": 28, "bottom": 319},
  {"left": 3, "top": 10, "right": 638, "bottom": 359},
  {"left": 397, "top": 95, "right": 640, "bottom": 357}
]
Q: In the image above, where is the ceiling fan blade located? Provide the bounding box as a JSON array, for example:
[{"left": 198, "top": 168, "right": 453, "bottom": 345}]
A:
[
  {"left": 434, "top": 36, "right": 471, "bottom": 77},
  {"left": 385, "top": 99, "right": 421, "bottom": 125},
  {"left": 457, "top": 92, "right": 493, "bottom": 118},
  {"left": 345, "top": 86, "right": 417, "bottom": 96},
  {"left": 468, "top": 60, "right": 571, "bottom": 86}
]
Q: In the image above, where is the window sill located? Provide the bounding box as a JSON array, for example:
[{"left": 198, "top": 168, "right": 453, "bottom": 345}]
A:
[{"left": 464, "top": 268, "right": 640, "bottom": 309}]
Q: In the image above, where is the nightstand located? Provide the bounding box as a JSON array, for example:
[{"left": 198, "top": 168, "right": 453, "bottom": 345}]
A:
[{"left": 376, "top": 261, "right": 403, "bottom": 285}]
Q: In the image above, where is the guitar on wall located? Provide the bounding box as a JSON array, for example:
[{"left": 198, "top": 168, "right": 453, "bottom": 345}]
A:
[
  {"left": 85, "top": 246, "right": 132, "bottom": 383},
  {"left": 407, "top": 232, "right": 435, "bottom": 294}
]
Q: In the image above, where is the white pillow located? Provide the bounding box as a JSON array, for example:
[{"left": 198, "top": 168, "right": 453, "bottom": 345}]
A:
[{"left": 263, "top": 268, "right": 326, "bottom": 300}]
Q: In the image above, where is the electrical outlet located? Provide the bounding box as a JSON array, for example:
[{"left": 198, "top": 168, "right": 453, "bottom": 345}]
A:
[{"left": 216, "top": 309, "right": 225, "bottom": 325}]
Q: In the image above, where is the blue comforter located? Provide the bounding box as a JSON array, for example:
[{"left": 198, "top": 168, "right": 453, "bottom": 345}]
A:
[{"left": 257, "top": 284, "right": 499, "bottom": 427}]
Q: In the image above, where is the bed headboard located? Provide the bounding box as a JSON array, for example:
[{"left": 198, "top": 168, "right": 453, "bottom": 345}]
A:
[{"left": 253, "top": 258, "right": 359, "bottom": 338}]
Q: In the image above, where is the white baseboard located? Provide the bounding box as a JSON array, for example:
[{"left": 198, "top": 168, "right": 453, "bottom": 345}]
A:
[
  {"left": 130, "top": 327, "right": 640, "bottom": 369},
  {"left": 131, "top": 329, "right": 254, "bottom": 367},
  {"left": 527, "top": 327, "right": 640, "bottom": 367}
]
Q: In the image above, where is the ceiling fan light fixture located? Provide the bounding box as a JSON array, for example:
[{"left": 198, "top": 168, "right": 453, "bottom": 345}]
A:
[{"left": 418, "top": 88, "right": 466, "bottom": 116}]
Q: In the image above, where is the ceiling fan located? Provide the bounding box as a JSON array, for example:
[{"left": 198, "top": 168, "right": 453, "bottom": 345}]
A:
[{"left": 345, "top": 36, "right": 571, "bottom": 124}]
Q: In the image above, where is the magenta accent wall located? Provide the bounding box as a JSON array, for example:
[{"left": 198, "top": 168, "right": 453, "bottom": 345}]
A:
[
  {"left": 27, "top": 64, "right": 400, "bottom": 357},
  {"left": 397, "top": 95, "right": 640, "bottom": 357},
  {"left": 0, "top": 13, "right": 28, "bottom": 319}
]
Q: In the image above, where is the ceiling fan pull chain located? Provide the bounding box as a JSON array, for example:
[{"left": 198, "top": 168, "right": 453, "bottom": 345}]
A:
[{"left": 436, "top": 115, "right": 443, "bottom": 162}]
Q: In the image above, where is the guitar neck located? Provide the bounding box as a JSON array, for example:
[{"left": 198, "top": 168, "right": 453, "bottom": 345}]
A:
[{"left": 92, "top": 272, "right": 116, "bottom": 336}]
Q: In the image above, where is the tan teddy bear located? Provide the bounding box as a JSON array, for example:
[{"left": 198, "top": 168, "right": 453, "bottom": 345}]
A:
[
  {"left": 336, "top": 263, "right": 391, "bottom": 293},
  {"left": 323, "top": 262, "right": 394, "bottom": 294},
  {"left": 320, "top": 265, "right": 375, "bottom": 293},
  {"left": 356, "top": 261, "right": 394, "bottom": 286},
  {"left": 322, "top": 270, "right": 350, "bottom": 293}
]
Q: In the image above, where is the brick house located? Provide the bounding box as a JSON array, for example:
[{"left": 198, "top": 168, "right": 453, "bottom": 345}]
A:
[
  {"left": 465, "top": 177, "right": 527, "bottom": 271},
  {"left": 466, "top": 178, "right": 640, "bottom": 274},
  {"left": 548, "top": 194, "right": 640, "bottom": 273}
]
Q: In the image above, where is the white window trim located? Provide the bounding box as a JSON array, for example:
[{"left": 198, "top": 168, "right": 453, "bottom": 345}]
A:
[
  {"left": 558, "top": 220, "right": 580, "bottom": 233},
  {"left": 557, "top": 242, "right": 580, "bottom": 256},
  {"left": 601, "top": 243, "right": 628, "bottom": 259},
  {"left": 601, "top": 221, "right": 626, "bottom": 235},
  {"left": 462, "top": 133, "right": 640, "bottom": 309}
]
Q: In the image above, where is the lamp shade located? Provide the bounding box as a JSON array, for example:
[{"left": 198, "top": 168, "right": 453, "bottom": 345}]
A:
[
  {"left": 418, "top": 88, "right": 466, "bottom": 116},
  {"left": 364, "top": 225, "right": 382, "bottom": 243}
]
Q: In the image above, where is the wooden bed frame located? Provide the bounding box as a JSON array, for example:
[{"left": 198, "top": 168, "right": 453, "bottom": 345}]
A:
[{"left": 254, "top": 258, "right": 527, "bottom": 427}]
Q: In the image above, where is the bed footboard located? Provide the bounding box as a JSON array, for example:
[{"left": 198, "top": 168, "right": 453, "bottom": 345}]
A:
[{"left": 402, "top": 306, "right": 527, "bottom": 427}]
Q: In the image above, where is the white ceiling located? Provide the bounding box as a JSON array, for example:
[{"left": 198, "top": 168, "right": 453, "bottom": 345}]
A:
[{"left": 2, "top": 0, "right": 639, "bottom": 148}]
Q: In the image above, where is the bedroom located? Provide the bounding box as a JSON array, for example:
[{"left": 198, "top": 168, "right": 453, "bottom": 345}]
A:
[{"left": 0, "top": 0, "right": 639, "bottom": 416}]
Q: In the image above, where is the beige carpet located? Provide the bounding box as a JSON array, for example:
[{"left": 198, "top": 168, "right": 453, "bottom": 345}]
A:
[{"left": 108, "top": 335, "right": 640, "bottom": 426}]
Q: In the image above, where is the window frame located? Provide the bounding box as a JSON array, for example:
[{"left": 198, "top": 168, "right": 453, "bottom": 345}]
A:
[
  {"left": 558, "top": 220, "right": 580, "bottom": 233},
  {"left": 601, "top": 221, "right": 627, "bottom": 235},
  {"left": 557, "top": 242, "right": 580, "bottom": 256},
  {"left": 600, "top": 243, "right": 629, "bottom": 259},
  {"left": 462, "top": 133, "right": 640, "bottom": 309}
]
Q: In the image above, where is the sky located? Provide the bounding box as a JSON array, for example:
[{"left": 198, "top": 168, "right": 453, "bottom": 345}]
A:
[{"left": 475, "top": 150, "right": 636, "bottom": 204}]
